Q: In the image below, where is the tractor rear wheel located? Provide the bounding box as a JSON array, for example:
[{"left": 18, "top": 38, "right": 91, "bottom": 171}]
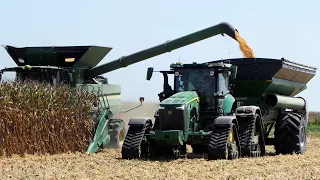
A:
[
  {"left": 274, "top": 112, "right": 307, "bottom": 155},
  {"left": 107, "top": 120, "right": 127, "bottom": 148}
]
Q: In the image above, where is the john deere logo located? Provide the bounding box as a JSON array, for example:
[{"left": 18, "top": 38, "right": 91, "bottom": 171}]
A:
[{"left": 168, "top": 111, "right": 172, "bottom": 115}]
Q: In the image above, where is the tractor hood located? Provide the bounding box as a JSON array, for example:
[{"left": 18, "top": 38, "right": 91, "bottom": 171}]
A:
[
  {"left": 160, "top": 91, "right": 199, "bottom": 107},
  {"left": 2, "top": 45, "right": 112, "bottom": 68}
]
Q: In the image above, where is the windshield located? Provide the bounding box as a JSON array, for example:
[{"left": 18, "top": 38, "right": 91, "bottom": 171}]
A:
[{"left": 174, "top": 68, "right": 217, "bottom": 109}]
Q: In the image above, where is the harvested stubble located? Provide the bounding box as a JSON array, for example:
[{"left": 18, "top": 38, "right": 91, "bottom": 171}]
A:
[
  {"left": 0, "top": 135, "right": 319, "bottom": 179},
  {"left": 0, "top": 81, "right": 97, "bottom": 157}
]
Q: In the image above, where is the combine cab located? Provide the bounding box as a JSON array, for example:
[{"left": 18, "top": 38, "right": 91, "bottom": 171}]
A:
[{"left": 122, "top": 57, "right": 316, "bottom": 160}]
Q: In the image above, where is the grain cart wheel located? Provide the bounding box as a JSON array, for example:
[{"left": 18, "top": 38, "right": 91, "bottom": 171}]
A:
[
  {"left": 107, "top": 119, "right": 127, "bottom": 148},
  {"left": 122, "top": 118, "right": 153, "bottom": 159},
  {"left": 208, "top": 121, "right": 240, "bottom": 160},
  {"left": 274, "top": 112, "right": 307, "bottom": 155}
]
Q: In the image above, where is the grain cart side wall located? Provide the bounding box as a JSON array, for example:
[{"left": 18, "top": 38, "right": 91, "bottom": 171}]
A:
[{"left": 212, "top": 57, "right": 317, "bottom": 118}]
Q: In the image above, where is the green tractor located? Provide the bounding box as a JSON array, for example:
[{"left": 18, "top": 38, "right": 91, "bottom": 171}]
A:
[
  {"left": 0, "top": 22, "right": 243, "bottom": 154},
  {"left": 122, "top": 53, "right": 317, "bottom": 159}
]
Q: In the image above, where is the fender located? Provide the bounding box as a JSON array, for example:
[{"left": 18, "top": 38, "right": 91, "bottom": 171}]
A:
[
  {"left": 235, "top": 105, "right": 263, "bottom": 119},
  {"left": 214, "top": 116, "right": 239, "bottom": 130},
  {"left": 128, "top": 117, "right": 153, "bottom": 126}
]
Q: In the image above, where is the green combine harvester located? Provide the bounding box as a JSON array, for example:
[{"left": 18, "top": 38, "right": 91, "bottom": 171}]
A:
[
  {"left": 120, "top": 31, "right": 318, "bottom": 160},
  {"left": 0, "top": 22, "right": 242, "bottom": 154}
]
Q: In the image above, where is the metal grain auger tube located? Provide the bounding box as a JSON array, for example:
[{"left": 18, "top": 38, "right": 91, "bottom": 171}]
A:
[
  {"left": 87, "top": 22, "right": 238, "bottom": 78},
  {"left": 264, "top": 93, "right": 306, "bottom": 110},
  {"left": 0, "top": 22, "right": 244, "bottom": 155}
]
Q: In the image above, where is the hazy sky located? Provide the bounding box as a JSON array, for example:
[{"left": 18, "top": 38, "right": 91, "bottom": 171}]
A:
[{"left": 0, "top": 1, "right": 319, "bottom": 111}]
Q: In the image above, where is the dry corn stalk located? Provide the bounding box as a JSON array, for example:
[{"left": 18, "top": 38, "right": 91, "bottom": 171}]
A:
[{"left": 0, "top": 80, "right": 97, "bottom": 157}]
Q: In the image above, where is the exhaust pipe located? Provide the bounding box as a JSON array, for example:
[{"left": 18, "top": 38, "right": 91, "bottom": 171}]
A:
[{"left": 264, "top": 93, "right": 306, "bottom": 110}]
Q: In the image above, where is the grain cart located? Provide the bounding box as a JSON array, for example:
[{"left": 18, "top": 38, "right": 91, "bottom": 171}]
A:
[
  {"left": 0, "top": 22, "right": 242, "bottom": 154},
  {"left": 122, "top": 58, "right": 316, "bottom": 160}
]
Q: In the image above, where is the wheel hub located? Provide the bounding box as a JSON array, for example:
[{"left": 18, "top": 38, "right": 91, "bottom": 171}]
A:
[
  {"left": 119, "top": 129, "right": 125, "bottom": 144},
  {"left": 299, "top": 125, "right": 306, "bottom": 148}
]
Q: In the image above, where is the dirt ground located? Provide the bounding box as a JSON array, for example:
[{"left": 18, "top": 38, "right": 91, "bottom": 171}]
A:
[
  {"left": 0, "top": 135, "right": 319, "bottom": 180},
  {"left": 0, "top": 102, "right": 319, "bottom": 180},
  {"left": 114, "top": 101, "right": 160, "bottom": 127}
]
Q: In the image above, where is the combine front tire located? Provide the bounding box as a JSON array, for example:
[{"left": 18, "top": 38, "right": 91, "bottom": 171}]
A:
[
  {"left": 107, "top": 120, "right": 127, "bottom": 148},
  {"left": 274, "top": 112, "right": 307, "bottom": 155},
  {"left": 208, "top": 122, "right": 240, "bottom": 160}
]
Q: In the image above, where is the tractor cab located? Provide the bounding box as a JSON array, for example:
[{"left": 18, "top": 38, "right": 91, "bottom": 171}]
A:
[
  {"left": 171, "top": 62, "right": 236, "bottom": 113},
  {"left": 146, "top": 61, "right": 237, "bottom": 115}
]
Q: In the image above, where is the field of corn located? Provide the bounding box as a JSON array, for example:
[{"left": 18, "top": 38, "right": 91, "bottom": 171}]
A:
[
  {"left": 0, "top": 81, "right": 320, "bottom": 179},
  {"left": 0, "top": 81, "right": 98, "bottom": 157}
]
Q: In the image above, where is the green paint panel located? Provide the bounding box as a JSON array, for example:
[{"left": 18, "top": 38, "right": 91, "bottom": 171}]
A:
[
  {"left": 76, "top": 83, "right": 121, "bottom": 114},
  {"left": 154, "top": 130, "right": 184, "bottom": 146},
  {"left": 86, "top": 110, "right": 111, "bottom": 153},
  {"left": 186, "top": 132, "right": 210, "bottom": 144},
  {"left": 160, "top": 91, "right": 198, "bottom": 106},
  {"left": 222, "top": 94, "right": 235, "bottom": 113}
]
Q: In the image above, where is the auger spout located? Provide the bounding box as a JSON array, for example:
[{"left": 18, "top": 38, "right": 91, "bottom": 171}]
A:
[{"left": 88, "top": 22, "right": 238, "bottom": 78}]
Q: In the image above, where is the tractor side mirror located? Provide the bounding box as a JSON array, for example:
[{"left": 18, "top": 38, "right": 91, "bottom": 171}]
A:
[
  {"left": 68, "top": 73, "right": 74, "bottom": 83},
  {"left": 230, "top": 65, "right": 238, "bottom": 80},
  {"left": 139, "top": 97, "right": 145, "bottom": 105},
  {"left": 146, "top": 67, "right": 154, "bottom": 80}
]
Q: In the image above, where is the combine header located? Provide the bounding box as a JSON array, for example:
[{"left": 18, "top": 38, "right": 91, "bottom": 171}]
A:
[{"left": 0, "top": 22, "right": 243, "bottom": 154}]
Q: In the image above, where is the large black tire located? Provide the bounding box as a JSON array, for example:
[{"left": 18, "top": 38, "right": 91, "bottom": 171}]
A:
[
  {"left": 122, "top": 120, "right": 152, "bottom": 159},
  {"left": 274, "top": 112, "right": 307, "bottom": 155},
  {"left": 238, "top": 114, "right": 265, "bottom": 158},
  {"left": 192, "top": 144, "right": 208, "bottom": 154},
  {"left": 207, "top": 122, "right": 240, "bottom": 160},
  {"left": 107, "top": 120, "right": 127, "bottom": 149}
]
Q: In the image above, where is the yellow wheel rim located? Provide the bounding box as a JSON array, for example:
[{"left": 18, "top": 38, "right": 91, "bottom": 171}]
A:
[
  {"left": 227, "top": 126, "right": 238, "bottom": 153},
  {"left": 119, "top": 129, "right": 125, "bottom": 144},
  {"left": 229, "top": 127, "right": 235, "bottom": 143}
]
